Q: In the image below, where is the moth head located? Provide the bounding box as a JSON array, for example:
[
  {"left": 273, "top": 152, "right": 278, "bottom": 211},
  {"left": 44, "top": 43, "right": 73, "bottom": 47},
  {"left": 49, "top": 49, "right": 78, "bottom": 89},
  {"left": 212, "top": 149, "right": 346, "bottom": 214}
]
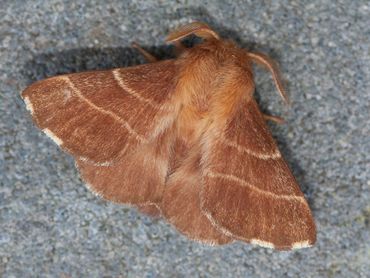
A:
[
  {"left": 166, "top": 22, "right": 220, "bottom": 43},
  {"left": 166, "top": 22, "right": 289, "bottom": 106}
]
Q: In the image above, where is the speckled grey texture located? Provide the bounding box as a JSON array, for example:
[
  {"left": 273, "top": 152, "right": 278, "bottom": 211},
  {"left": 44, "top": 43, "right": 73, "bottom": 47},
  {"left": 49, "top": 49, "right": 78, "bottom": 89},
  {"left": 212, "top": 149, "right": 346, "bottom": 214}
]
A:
[{"left": 1, "top": 1, "right": 369, "bottom": 277}]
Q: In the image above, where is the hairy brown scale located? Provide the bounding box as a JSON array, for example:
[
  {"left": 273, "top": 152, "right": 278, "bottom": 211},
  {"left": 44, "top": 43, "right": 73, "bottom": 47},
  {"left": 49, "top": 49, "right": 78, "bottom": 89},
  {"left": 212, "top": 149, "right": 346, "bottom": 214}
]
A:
[{"left": 22, "top": 22, "right": 316, "bottom": 250}]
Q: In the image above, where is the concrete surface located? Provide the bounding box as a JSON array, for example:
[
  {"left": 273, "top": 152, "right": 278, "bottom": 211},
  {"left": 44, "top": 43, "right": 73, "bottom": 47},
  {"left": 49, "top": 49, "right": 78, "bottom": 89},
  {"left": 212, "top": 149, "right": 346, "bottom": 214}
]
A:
[{"left": 1, "top": 1, "right": 369, "bottom": 277}]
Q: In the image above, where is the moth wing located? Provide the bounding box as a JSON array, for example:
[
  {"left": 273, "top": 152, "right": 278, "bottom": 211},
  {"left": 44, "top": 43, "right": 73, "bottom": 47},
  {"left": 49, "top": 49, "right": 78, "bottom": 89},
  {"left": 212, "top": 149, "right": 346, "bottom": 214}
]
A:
[
  {"left": 22, "top": 60, "right": 178, "bottom": 165},
  {"left": 161, "top": 140, "right": 233, "bottom": 245},
  {"left": 201, "top": 99, "right": 316, "bottom": 250},
  {"left": 75, "top": 126, "right": 174, "bottom": 206}
]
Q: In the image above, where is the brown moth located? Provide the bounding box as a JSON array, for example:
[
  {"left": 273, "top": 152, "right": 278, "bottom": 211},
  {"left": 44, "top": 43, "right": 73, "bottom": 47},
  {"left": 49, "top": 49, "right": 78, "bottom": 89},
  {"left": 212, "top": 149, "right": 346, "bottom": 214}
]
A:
[{"left": 22, "top": 22, "right": 316, "bottom": 250}]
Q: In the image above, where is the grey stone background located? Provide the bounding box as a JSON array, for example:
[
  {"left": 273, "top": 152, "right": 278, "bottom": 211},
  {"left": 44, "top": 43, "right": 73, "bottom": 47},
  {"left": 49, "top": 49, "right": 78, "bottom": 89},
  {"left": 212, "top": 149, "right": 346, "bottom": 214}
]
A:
[{"left": 1, "top": 0, "right": 369, "bottom": 277}]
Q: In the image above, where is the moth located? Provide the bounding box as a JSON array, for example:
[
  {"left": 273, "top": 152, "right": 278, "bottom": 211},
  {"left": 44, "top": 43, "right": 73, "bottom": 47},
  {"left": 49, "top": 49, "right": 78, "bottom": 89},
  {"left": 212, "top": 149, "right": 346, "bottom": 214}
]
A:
[{"left": 22, "top": 22, "right": 316, "bottom": 250}]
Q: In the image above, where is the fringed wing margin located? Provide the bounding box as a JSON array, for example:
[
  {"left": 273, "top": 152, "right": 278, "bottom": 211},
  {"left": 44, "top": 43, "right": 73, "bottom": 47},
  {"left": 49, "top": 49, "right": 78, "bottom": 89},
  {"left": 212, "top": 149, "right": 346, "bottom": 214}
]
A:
[
  {"left": 22, "top": 60, "right": 177, "bottom": 165},
  {"left": 200, "top": 99, "right": 316, "bottom": 250},
  {"left": 75, "top": 125, "right": 175, "bottom": 209},
  {"left": 160, "top": 139, "right": 233, "bottom": 245},
  {"left": 22, "top": 60, "right": 179, "bottom": 208}
]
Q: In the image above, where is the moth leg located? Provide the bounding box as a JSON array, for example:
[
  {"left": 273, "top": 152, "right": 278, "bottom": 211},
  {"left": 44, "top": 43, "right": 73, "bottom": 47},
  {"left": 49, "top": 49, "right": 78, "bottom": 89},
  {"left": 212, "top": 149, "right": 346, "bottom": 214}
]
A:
[
  {"left": 263, "top": 113, "right": 285, "bottom": 124},
  {"left": 132, "top": 42, "right": 158, "bottom": 62}
]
